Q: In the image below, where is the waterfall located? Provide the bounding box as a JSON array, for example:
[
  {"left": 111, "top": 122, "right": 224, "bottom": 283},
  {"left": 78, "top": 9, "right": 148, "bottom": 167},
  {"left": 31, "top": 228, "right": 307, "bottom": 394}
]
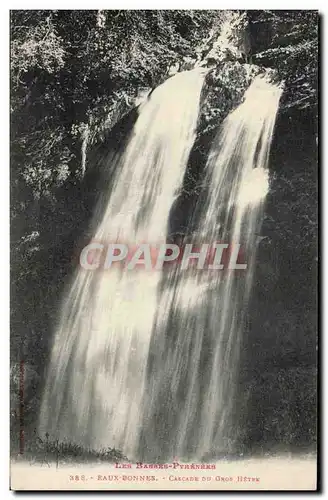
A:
[
  {"left": 140, "top": 75, "right": 283, "bottom": 461},
  {"left": 39, "top": 68, "right": 282, "bottom": 462},
  {"left": 38, "top": 68, "right": 206, "bottom": 457}
]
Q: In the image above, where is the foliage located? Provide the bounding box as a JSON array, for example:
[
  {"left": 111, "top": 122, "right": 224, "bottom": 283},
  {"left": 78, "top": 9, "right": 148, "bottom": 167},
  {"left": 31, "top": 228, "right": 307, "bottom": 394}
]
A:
[
  {"left": 266, "top": 169, "right": 318, "bottom": 250},
  {"left": 12, "top": 435, "right": 129, "bottom": 464},
  {"left": 244, "top": 366, "right": 317, "bottom": 450},
  {"left": 200, "top": 61, "right": 262, "bottom": 134},
  {"left": 11, "top": 10, "right": 221, "bottom": 205},
  {"left": 250, "top": 10, "right": 318, "bottom": 111}
]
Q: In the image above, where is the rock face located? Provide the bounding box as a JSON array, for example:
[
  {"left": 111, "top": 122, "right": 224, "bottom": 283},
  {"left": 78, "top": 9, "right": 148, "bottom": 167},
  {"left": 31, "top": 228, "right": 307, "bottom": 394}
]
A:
[
  {"left": 248, "top": 10, "right": 318, "bottom": 111},
  {"left": 84, "top": 11, "right": 318, "bottom": 171},
  {"left": 132, "top": 11, "right": 318, "bottom": 129},
  {"left": 198, "top": 11, "right": 252, "bottom": 65},
  {"left": 186, "top": 12, "right": 280, "bottom": 141},
  {"left": 101, "top": 11, "right": 278, "bottom": 146},
  {"left": 120, "top": 11, "right": 297, "bottom": 141},
  {"left": 199, "top": 62, "right": 265, "bottom": 136}
]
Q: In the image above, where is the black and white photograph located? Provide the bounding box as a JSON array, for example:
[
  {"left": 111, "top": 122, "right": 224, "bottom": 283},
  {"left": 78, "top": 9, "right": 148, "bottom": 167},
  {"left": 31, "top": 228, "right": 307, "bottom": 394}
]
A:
[{"left": 9, "top": 9, "right": 318, "bottom": 491}]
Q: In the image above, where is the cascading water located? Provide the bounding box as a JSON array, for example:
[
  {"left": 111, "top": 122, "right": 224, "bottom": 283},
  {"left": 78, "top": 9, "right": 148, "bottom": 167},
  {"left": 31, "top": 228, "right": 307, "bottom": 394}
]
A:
[
  {"left": 140, "top": 75, "right": 283, "bottom": 461},
  {"left": 38, "top": 68, "right": 206, "bottom": 457}
]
